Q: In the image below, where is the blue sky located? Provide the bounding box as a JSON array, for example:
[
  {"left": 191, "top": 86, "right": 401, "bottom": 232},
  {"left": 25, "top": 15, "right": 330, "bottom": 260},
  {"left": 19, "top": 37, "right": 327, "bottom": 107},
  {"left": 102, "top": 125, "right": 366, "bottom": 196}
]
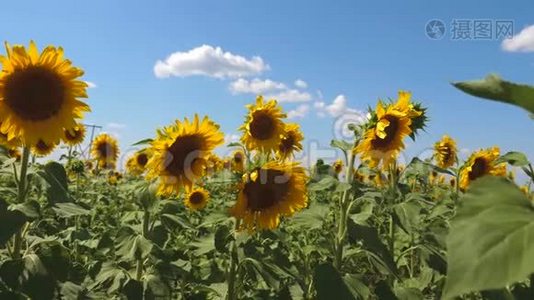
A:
[{"left": 1, "top": 0, "right": 534, "bottom": 166}]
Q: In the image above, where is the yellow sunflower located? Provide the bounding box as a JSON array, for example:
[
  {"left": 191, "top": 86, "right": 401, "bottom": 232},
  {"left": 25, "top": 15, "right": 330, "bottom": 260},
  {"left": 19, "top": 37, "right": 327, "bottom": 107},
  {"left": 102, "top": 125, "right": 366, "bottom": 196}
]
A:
[
  {"left": 333, "top": 159, "right": 343, "bottom": 174},
  {"left": 277, "top": 123, "right": 304, "bottom": 160},
  {"left": 240, "top": 96, "right": 286, "bottom": 153},
  {"left": 231, "top": 161, "right": 308, "bottom": 231},
  {"left": 231, "top": 150, "right": 246, "bottom": 173},
  {"left": 127, "top": 149, "right": 150, "bottom": 175},
  {"left": 184, "top": 187, "right": 210, "bottom": 211},
  {"left": 145, "top": 115, "right": 224, "bottom": 196},
  {"left": 7, "top": 147, "right": 21, "bottom": 161},
  {"left": 63, "top": 124, "right": 86, "bottom": 146},
  {"left": 459, "top": 147, "right": 507, "bottom": 191},
  {"left": 31, "top": 139, "right": 57, "bottom": 156},
  {"left": 206, "top": 153, "right": 223, "bottom": 174},
  {"left": 355, "top": 91, "right": 422, "bottom": 168},
  {"left": 0, "top": 41, "right": 90, "bottom": 146},
  {"left": 434, "top": 135, "right": 457, "bottom": 169},
  {"left": 91, "top": 133, "right": 119, "bottom": 169}
]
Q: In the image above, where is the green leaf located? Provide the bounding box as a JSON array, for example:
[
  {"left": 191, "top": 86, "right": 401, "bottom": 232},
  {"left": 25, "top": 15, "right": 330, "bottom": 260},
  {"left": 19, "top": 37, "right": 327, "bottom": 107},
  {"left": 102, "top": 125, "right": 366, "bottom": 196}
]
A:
[
  {"left": 131, "top": 138, "right": 153, "bottom": 146},
  {"left": 314, "top": 263, "right": 356, "bottom": 300},
  {"left": 331, "top": 139, "right": 353, "bottom": 152},
  {"left": 452, "top": 74, "right": 534, "bottom": 114},
  {"left": 347, "top": 220, "right": 398, "bottom": 275},
  {"left": 405, "top": 157, "right": 454, "bottom": 177},
  {"left": 308, "top": 176, "right": 337, "bottom": 191},
  {"left": 443, "top": 176, "right": 534, "bottom": 299},
  {"left": 52, "top": 202, "right": 90, "bottom": 218},
  {"left": 343, "top": 274, "right": 371, "bottom": 300},
  {"left": 38, "top": 162, "right": 69, "bottom": 204},
  {"left": 496, "top": 151, "right": 529, "bottom": 167},
  {"left": 349, "top": 198, "right": 375, "bottom": 225},
  {"left": 393, "top": 201, "right": 421, "bottom": 234},
  {"left": 288, "top": 204, "right": 329, "bottom": 230},
  {"left": 115, "top": 227, "right": 153, "bottom": 261},
  {"left": 0, "top": 200, "right": 27, "bottom": 245}
]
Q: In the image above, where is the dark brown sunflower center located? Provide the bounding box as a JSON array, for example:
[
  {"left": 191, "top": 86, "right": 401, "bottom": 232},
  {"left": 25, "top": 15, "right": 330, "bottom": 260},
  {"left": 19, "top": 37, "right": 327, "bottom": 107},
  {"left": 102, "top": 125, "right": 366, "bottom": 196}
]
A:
[
  {"left": 244, "top": 169, "right": 290, "bottom": 212},
  {"left": 250, "top": 112, "right": 275, "bottom": 140},
  {"left": 189, "top": 192, "right": 205, "bottom": 204},
  {"left": 65, "top": 128, "right": 82, "bottom": 141},
  {"left": 97, "top": 142, "right": 115, "bottom": 159},
  {"left": 468, "top": 157, "right": 488, "bottom": 181},
  {"left": 4, "top": 66, "right": 65, "bottom": 121},
  {"left": 165, "top": 135, "right": 204, "bottom": 176},
  {"left": 35, "top": 140, "right": 51, "bottom": 152},
  {"left": 441, "top": 146, "right": 453, "bottom": 163},
  {"left": 279, "top": 134, "right": 295, "bottom": 153},
  {"left": 233, "top": 153, "right": 244, "bottom": 164},
  {"left": 371, "top": 115, "right": 400, "bottom": 149},
  {"left": 136, "top": 153, "right": 148, "bottom": 167}
]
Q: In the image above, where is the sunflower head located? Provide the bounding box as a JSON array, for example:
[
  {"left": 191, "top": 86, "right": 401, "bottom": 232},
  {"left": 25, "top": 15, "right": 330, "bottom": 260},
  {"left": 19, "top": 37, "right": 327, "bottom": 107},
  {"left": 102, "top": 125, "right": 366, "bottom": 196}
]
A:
[
  {"left": 240, "top": 96, "right": 286, "bottom": 153},
  {"left": 277, "top": 123, "right": 304, "bottom": 160},
  {"left": 434, "top": 135, "right": 457, "bottom": 169},
  {"left": 231, "top": 150, "right": 246, "bottom": 173},
  {"left": 91, "top": 133, "right": 119, "bottom": 169},
  {"left": 63, "top": 124, "right": 86, "bottom": 146},
  {"left": 184, "top": 187, "right": 209, "bottom": 211},
  {"left": 333, "top": 159, "right": 343, "bottom": 174},
  {"left": 355, "top": 103, "right": 413, "bottom": 168},
  {"left": 145, "top": 115, "right": 224, "bottom": 196},
  {"left": 7, "top": 147, "right": 21, "bottom": 161},
  {"left": 231, "top": 161, "right": 308, "bottom": 231},
  {"left": 206, "top": 154, "right": 223, "bottom": 174},
  {"left": 459, "top": 147, "right": 507, "bottom": 191},
  {"left": 127, "top": 149, "right": 150, "bottom": 175},
  {"left": 0, "top": 41, "right": 90, "bottom": 146},
  {"left": 31, "top": 139, "right": 57, "bottom": 156}
]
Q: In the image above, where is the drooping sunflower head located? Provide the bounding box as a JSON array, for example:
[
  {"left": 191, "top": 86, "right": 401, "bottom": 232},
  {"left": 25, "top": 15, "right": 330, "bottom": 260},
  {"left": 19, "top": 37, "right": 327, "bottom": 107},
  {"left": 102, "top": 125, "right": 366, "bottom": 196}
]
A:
[
  {"left": 354, "top": 99, "right": 415, "bottom": 168},
  {"left": 31, "top": 139, "right": 57, "bottom": 156},
  {"left": 184, "top": 187, "right": 209, "bottom": 211},
  {"left": 231, "top": 150, "right": 246, "bottom": 173},
  {"left": 277, "top": 123, "right": 304, "bottom": 160},
  {"left": 231, "top": 161, "right": 308, "bottom": 231},
  {"left": 333, "top": 159, "right": 343, "bottom": 174},
  {"left": 145, "top": 115, "right": 224, "bottom": 196},
  {"left": 240, "top": 96, "right": 286, "bottom": 153},
  {"left": 434, "top": 135, "right": 457, "bottom": 169},
  {"left": 91, "top": 133, "right": 119, "bottom": 169},
  {"left": 459, "top": 147, "right": 507, "bottom": 191},
  {"left": 0, "top": 41, "right": 90, "bottom": 146},
  {"left": 63, "top": 124, "right": 86, "bottom": 146}
]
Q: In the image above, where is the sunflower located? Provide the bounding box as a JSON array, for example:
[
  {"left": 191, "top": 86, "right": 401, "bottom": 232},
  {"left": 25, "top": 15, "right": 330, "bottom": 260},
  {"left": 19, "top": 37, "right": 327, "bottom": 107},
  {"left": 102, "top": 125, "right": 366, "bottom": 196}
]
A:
[
  {"left": 31, "top": 139, "right": 57, "bottom": 156},
  {"left": 7, "top": 147, "right": 21, "bottom": 161},
  {"left": 333, "top": 159, "right": 343, "bottom": 174},
  {"left": 459, "top": 147, "right": 507, "bottom": 191},
  {"left": 206, "top": 154, "right": 223, "bottom": 174},
  {"left": 184, "top": 187, "right": 209, "bottom": 211},
  {"left": 354, "top": 91, "right": 421, "bottom": 168},
  {"left": 231, "top": 150, "right": 246, "bottom": 173},
  {"left": 127, "top": 149, "right": 150, "bottom": 175},
  {"left": 434, "top": 135, "right": 457, "bottom": 169},
  {"left": 145, "top": 115, "right": 224, "bottom": 196},
  {"left": 240, "top": 96, "right": 286, "bottom": 153},
  {"left": 231, "top": 161, "right": 308, "bottom": 231},
  {"left": 91, "top": 133, "right": 119, "bottom": 169},
  {"left": 63, "top": 124, "right": 86, "bottom": 146},
  {"left": 277, "top": 123, "right": 304, "bottom": 160},
  {"left": 0, "top": 41, "right": 89, "bottom": 146}
]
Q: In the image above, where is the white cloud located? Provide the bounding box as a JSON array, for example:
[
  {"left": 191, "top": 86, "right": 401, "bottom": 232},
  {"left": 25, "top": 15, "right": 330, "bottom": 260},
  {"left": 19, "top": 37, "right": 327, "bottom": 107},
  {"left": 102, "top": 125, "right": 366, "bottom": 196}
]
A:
[
  {"left": 85, "top": 81, "right": 97, "bottom": 88},
  {"left": 287, "top": 104, "right": 310, "bottom": 119},
  {"left": 106, "top": 122, "right": 126, "bottom": 130},
  {"left": 229, "top": 78, "right": 286, "bottom": 94},
  {"left": 154, "top": 45, "right": 269, "bottom": 79},
  {"left": 225, "top": 133, "right": 240, "bottom": 144},
  {"left": 314, "top": 94, "right": 359, "bottom": 117},
  {"left": 294, "top": 79, "right": 308, "bottom": 89},
  {"left": 266, "top": 89, "right": 312, "bottom": 103},
  {"left": 502, "top": 25, "right": 534, "bottom": 52}
]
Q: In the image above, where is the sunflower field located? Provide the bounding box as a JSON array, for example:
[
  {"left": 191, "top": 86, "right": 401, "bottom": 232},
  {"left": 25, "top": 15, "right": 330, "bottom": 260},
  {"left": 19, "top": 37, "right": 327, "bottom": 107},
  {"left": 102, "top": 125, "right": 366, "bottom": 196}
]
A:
[{"left": 1, "top": 41, "right": 534, "bottom": 300}]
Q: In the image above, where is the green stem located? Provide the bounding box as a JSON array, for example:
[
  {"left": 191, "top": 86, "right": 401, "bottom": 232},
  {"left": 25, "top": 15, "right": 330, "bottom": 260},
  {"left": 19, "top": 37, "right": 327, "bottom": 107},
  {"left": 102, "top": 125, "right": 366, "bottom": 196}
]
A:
[
  {"left": 12, "top": 147, "right": 30, "bottom": 259},
  {"left": 136, "top": 208, "right": 150, "bottom": 281},
  {"left": 227, "top": 219, "right": 240, "bottom": 300},
  {"left": 334, "top": 150, "right": 356, "bottom": 270}
]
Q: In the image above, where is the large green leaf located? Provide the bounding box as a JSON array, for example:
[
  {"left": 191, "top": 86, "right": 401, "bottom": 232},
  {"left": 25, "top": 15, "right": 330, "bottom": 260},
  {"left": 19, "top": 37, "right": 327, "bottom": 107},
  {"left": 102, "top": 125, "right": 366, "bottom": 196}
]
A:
[
  {"left": 452, "top": 74, "right": 534, "bottom": 114},
  {"left": 0, "top": 199, "right": 27, "bottom": 245},
  {"left": 314, "top": 263, "right": 355, "bottom": 300},
  {"left": 443, "top": 176, "right": 534, "bottom": 299},
  {"left": 495, "top": 151, "right": 530, "bottom": 167},
  {"left": 38, "top": 162, "right": 70, "bottom": 204},
  {"left": 52, "top": 202, "right": 90, "bottom": 218}
]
